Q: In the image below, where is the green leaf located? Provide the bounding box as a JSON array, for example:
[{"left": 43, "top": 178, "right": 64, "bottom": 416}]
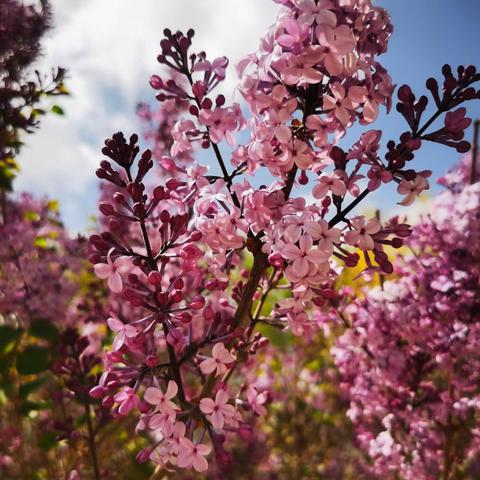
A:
[
  {"left": 19, "top": 376, "right": 48, "bottom": 399},
  {"left": 20, "top": 399, "right": 48, "bottom": 415},
  {"left": 29, "top": 319, "right": 59, "bottom": 342},
  {"left": 51, "top": 105, "right": 64, "bottom": 115},
  {"left": 0, "top": 325, "right": 23, "bottom": 354},
  {"left": 0, "top": 356, "right": 13, "bottom": 374},
  {"left": 16, "top": 346, "right": 50, "bottom": 375},
  {"left": 38, "top": 431, "right": 58, "bottom": 450}
]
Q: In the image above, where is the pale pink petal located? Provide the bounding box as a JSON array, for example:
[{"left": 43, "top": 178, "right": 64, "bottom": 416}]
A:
[
  {"left": 200, "top": 358, "right": 217, "bottom": 375},
  {"left": 177, "top": 452, "right": 193, "bottom": 469},
  {"left": 281, "top": 244, "right": 302, "bottom": 260},
  {"left": 165, "top": 380, "right": 178, "bottom": 400},
  {"left": 108, "top": 272, "right": 123, "bottom": 293},
  {"left": 199, "top": 398, "right": 215, "bottom": 415},
  {"left": 192, "top": 453, "right": 209, "bottom": 472},
  {"left": 144, "top": 387, "right": 163, "bottom": 405},
  {"left": 210, "top": 410, "right": 224, "bottom": 430},
  {"left": 107, "top": 317, "right": 124, "bottom": 333},
  {"left": 94, "top": 263, "right": 112, "bottom": 279}
]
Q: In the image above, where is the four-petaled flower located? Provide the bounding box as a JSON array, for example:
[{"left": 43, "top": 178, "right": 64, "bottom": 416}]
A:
[
  {"left": 144, "top": 380, "right": 179, "bottom": 415},
  {"left": 397, "top": 174, "right": 430, "bottom": 206},
  {"left": 199, "top": 343, "right": 235, "bottom": 376},
  {"left": 177, "top": 438, "right": 211, "bottom": 472},
  {"left": 199, "top": 389, "right": 236, "bottom": 430},
  {"left": 94, "top": 249, "right": 132, "bottom": 293},
  {"left": 107, "top": 317, "right": 137, "bottom": 351},
  {"left": 282, "top": 234, "right": 330, "bottom": 280},
  {"left": 114, "top": 387, "right": 140, "bottom": 416},
  {"left": 247, "top": 386, "right": 268, "bottom": 416},
  {"left": 345, "top": 216, "right": 381, "bottom": 250},
  {"left": 312, "top": 170, "right": 347, "bottom": 198}
]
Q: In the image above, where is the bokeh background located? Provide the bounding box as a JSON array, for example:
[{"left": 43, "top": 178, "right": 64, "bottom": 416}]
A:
[{"left": 16, "top": 0, "right": 480, "bottom": 232}]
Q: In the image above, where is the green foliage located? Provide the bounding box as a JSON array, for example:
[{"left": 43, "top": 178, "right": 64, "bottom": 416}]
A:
[
  {"left": 29, "top": 319, "right": 59, "bottom": 342},
  {"left": 19, "top": 377, "right": 48, "bottom": 400},
  {"left": 0, "top": 325, "right": 23, "bottom": 354},
  {"left": 16, "top": 346, "right": 51, "bottom": 375}
]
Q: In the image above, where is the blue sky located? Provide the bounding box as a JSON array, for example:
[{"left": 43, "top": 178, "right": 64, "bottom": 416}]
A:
[{"left": 16, "top": 0, "right": 480, "bottom": 232}]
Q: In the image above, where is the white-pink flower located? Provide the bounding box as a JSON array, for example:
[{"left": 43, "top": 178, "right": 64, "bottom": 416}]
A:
[
  {"left": 149, "top": 410, "right": 176, "bottom": 438},
  {"left": 312, "top": 170, "right": 347, "bottom": 198},
  {"left": 323, "top": 82, "right": 354, "bottom": 125},
  {"left": 176, "top": 437, "right": 211, "bottom": 472},
  {"left": 345, "top": 216, "right": 381, "bottom": 250},
  {"left": 315, "top": 25, "right": 355, "bottom": 76},
  {"left": 297, "top": 0, "right": 336, "bottom": 27},
  {"left": 168, "top": 421, "right": 186, "bottom": 455},
  {"left": 199, "top": 343, "right": 235, "bottom": 376},
  {"left": 292, "top": 138, "right": 313, "bottom": 169},
  {"left": 93, "top": 249, "right": 131, "bottom": 293},
  {"left": 304, "top": 219, "right": 341, "bottom": 253},
  {"left": 397, "top": 175, "right": 429, "bottom": 206},
  {"left": 199, "top": 389, "right": 236, "bottom": 430},
  {"left": 247, "top": 386, "right": 268, "bottom": 416},
  {"left": 107, "top": 317, "right": 137, "bottom": 351},
  {"left": 144, "top": 380, "right": 179, "bottom": 415},
  {"left": 282, "top": 234, "right": 330, "bottom": 279},
  {"left": 114, "top": 387, "right": 140, "bottom": 416}
]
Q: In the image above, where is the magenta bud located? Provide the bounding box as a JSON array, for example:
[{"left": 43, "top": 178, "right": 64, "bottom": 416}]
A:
[
  {"left": 108, "top": 218, "right": 121, "bottom": 231},
  {"left": 203, "top": 305, "right": 214, "bottom": 321},
  {"left": 268, "top": 252, "right": 284, "bottom": 268},
  {"left": 178, "top": 312, "right": 192, "bottom": 324},
  {"left": 398, "top": 84, "right": 414, "bottom": 103},
  {"left": 157, "top": 292, "right": 169, "bottom": 306},
  {"left": 148, "top": 271, "right": 162, "bottom": 285},
  {"left": 189, "top": 231, "right": 203, "bottom": 242},
  {"left": 150, "top": 75, "right": 163, "bottom": 90},
  {"left": 173, "top": 278, "right": 184, "bottom": 290},
  {"left": 257, "top": 337, "right": 269, "bottom": 348},
  {"left": 136, "top": 448, "right": 152, "bottom": 463},
  {"left": 153, "top": 186, "right": 167, "bottom": 200},
  {"left": 238, "top": 423, "right": 254, "bottom": 440},
  {"left": 99, "top": 202, "right": 115, "bottom": 216},
  {"left": 215, "top": 449, "right": 232, "bottom": 466},
  {"left": 391, "top": 238, "right": 403, "bottom": 248},
  {"left": 145, "top": 356, "right": 158, "bottom": 368},
  {"left": 205, "top": 279, "right": 218, "bottom": 291},
  {"left": 160, "top": 210, "right": 171, "bottom": 223},
  {"left": 102, "top": 395, "right": 114, "bottom": 408},
  {"left": 299, "top": 171, "right": 308, "bottom": 185},
  {"left": 180, "top": 243, "right": 202, "bottom": 260},
  {"left": 89, "top": 386, "right": 106, "bottom": 399},
  {"left": 113, "top": 192, "right": 125, "bottom": 203},
  {"left": 188, "top": 295, "right": 205, "bottom": 310},
  {"left": 170, "top": 289, "right": 184, "bottom": 303}
]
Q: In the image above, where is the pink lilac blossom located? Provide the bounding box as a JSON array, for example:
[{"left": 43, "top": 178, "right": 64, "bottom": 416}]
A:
[
  {"left": 332, "top": 160, "right": 480, "bottom": 479},
  {"left": 87, "top": 0, "right": 480, "bottom": 473}
]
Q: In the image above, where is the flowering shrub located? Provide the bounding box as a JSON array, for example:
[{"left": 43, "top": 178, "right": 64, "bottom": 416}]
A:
[
  {"left": 332, "top": 156, "right": 480, "bottom": 480},
  {"left": 88, "top": 0, "right": 480, "bottom": 475},
  {"left": 1, "top": 0, "right": 480, "bottom": 478}
]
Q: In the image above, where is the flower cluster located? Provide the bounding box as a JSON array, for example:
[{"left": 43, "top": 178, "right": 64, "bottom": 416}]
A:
[
  {"left": 89, "top": 0, "right": 480, "bottom": 473},
  {"left": 332, "top": 158, "right": 480, "bottom": 479}
]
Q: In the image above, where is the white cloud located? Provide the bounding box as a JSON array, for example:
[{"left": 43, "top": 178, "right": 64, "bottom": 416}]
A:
[{"left": 16, "top": 0, "right": 280, "bottom": 232}]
